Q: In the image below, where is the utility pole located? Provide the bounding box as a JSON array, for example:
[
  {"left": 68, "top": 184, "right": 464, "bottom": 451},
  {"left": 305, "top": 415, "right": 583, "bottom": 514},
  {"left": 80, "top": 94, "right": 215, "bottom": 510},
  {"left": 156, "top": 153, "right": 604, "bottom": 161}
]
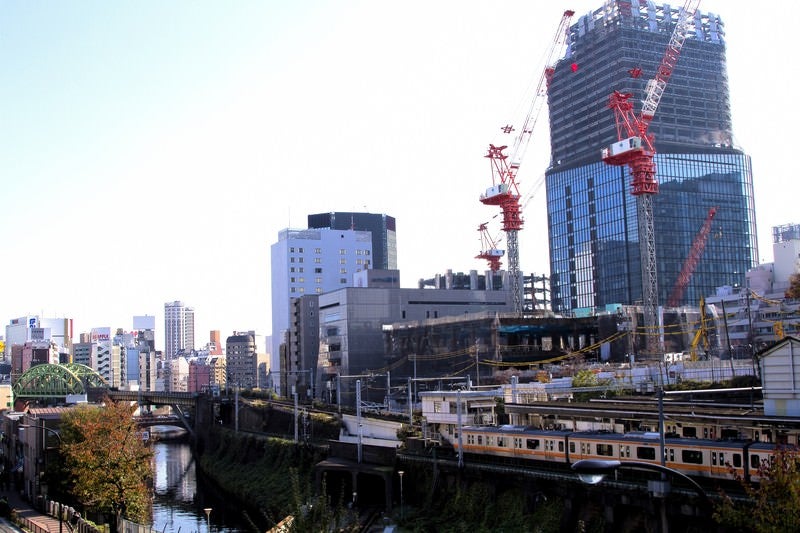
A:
[
  {"left": 293, "top": 389, "right": 299, "bottom": 443},
  {"left": 457, "top": 389, "right": 464, "bottom": 468},
  {"left": 356, "top": 379, "right": 362, "bottom": 464}
]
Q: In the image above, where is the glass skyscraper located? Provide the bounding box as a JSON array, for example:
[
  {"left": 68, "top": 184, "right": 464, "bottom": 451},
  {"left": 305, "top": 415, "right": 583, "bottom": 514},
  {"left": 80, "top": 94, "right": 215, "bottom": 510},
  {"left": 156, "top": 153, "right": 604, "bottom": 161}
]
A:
[{"left": 545, "top": 1, "right": 757, "bottom": 314}]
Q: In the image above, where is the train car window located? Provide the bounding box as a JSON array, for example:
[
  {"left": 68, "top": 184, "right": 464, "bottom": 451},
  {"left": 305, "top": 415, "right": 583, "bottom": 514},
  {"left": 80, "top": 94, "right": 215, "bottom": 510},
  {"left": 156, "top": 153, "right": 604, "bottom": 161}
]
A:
[
  {"left": 682, "top": 449, "right": 703, "bottom": 464},
  {"left": 514, "top": 437, "right": 521, "bottom": 448},
  {"left": 733, "top": 454, "right": 742, "bottom": 468},
  {"left": 558, "top": 441, "right": 564, "bottom": 452},
  {"left": 637, "top": 447, "right": 656, "bottom": 460},
  {"left": 704, "top": 428, "right": 709, "bottom": 439},
  {"left": 497, "top": 437, "right": 505, "bottom": 447},
  {"left": 526, "top": 439, "right": 540, "bottom": 450},
  {"left": 477, "top": 436, "right": 482, "bottom": 445},
  {"left": 622, "top": 445, "right": 630, "bottom": 458},
  {"left": 669, "top": 449, "right": 675, "bottom": 462},
  {"left": 597, "top": 443, "right": 614, "bottom": 456},
  {"left": 712, "top": 451, "right": 717, "bottom": 465},
  {"left": 487, "top": 436, "right": 494, "bottom": 447},
  {"left": 570, "top": 442, "right": 575, "bottom": 453},
  {"left": 719, "top": 452, "right": 725, "bottom": 465},
  {"left": 683, "top": 427, "right": 697, "bottom": 438},
  {"left": 468, "top": 435, "right": 474, "bottom": 445},
  {"left": 751, "top": 454, "right": 760, "bottom": 469}
]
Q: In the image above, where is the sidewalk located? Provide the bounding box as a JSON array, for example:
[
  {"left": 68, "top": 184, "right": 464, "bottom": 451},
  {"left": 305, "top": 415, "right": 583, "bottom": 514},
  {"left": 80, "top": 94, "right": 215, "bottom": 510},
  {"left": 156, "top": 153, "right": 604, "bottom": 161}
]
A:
[{"left": 1, "top": 489, "right": 63, "bottom": 533}]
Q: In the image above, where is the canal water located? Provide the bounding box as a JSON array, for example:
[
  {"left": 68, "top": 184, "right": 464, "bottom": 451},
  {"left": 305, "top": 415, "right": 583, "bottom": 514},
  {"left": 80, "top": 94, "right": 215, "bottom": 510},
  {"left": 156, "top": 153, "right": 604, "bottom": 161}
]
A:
[{"left": 151, "top": 438, "right": 253, "bottom": 533}]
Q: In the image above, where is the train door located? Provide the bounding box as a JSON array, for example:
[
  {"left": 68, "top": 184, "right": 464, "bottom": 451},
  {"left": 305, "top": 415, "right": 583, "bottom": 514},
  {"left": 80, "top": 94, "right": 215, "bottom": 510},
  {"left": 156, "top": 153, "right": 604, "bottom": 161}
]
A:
[
  {"left": 544, "top": 438, "right": 560, "bottom": 461},
  {"left": 711, "top": 447, "right": 741, "bottom": 480},
  {"left": 618, "top": 444, "right": 631, "bottom": 460}
]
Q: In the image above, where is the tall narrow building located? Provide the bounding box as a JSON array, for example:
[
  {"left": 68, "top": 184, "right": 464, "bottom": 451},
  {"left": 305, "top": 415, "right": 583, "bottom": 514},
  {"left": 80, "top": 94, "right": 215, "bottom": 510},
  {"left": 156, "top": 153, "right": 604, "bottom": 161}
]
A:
[
  {"left": 545, "top": 1, "right": 757, "bottom": 316},
  {"left": 164, "top": 301, "right": 195, "bottom": 360},
  {"left": 226, "top": 330, "right": 260, "bottom": 390}
]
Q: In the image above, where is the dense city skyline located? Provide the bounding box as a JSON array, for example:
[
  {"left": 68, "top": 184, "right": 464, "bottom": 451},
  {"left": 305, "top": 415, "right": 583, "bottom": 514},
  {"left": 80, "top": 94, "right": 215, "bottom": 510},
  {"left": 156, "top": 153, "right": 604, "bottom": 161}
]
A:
[{"left": 1, "top": 0, "right": 790, "bottom": 343}]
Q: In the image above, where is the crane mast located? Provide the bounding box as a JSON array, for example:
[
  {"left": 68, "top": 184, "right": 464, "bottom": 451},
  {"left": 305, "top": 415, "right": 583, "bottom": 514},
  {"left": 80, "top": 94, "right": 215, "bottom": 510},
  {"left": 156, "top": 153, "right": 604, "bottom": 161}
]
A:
[
  {"left": 601, "top": 0, "right": 700, "bottom": 355},
  {"left": 480, "top": 10, "right": 574, "bottom": 315}
]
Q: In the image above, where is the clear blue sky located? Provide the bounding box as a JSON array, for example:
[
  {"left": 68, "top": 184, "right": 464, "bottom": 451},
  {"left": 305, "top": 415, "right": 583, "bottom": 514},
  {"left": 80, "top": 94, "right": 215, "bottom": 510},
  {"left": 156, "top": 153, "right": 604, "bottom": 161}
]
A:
[{"left": 1, "top": 1, "right": 790, "bottom": 347}]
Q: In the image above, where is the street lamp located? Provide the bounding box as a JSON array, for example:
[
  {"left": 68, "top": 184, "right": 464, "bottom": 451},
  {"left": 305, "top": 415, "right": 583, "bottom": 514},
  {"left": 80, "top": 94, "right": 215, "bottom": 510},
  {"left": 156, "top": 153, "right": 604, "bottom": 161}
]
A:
[
  {"left": 398, "top": 470, "right": 405, "bottom": 520},
  {"left": 203, "top": 507, "right": 212, "bottom": 533},
  {"left": 19, "top": 423, "right": 62, "bottom": 445},
  {"left": 571, "top": 459, "right": 711, "bottom": 507}
]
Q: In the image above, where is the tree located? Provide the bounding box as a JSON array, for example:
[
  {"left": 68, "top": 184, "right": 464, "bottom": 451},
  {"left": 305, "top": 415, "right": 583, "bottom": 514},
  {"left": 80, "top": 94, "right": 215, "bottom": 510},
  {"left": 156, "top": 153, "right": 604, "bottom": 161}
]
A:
[
  {"left": 714, "top": 446, "right": 800, "bottom": 532},
  {"left": 572, "top": 369, "right": 615, "bottom": 401},
  {"left": 786, "top": 273, "right": 800, "bottom": 300},
  {"left": 60, "top": 397, "right": 154, "bottom": 531}
]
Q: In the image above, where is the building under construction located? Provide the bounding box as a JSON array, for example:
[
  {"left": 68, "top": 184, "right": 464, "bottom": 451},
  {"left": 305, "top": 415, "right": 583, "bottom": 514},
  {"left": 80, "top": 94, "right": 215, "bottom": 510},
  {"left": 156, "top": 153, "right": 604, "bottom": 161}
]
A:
[
  {"left": 380, "top": 305, "right": 704, "bottom": 385},
  {"left": 545, "top": 1, "right": 757, "bottom": 318}
]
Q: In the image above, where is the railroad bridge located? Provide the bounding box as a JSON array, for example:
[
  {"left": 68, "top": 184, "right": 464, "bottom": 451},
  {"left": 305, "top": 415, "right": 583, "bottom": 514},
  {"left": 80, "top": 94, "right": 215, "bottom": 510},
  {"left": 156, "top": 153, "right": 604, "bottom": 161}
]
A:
[
  {"left": 108, "top": 390, "right": 198, "bottom": 438},
  {"left": 11, "top": 364, "right": 200, "bottom": 438}
]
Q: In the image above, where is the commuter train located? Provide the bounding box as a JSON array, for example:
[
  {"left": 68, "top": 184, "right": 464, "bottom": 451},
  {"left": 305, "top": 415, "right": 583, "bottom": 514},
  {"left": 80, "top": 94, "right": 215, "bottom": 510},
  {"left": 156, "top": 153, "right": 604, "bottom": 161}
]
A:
[{"left": 451, "top": 425, "right": 778, "bottom": 483}]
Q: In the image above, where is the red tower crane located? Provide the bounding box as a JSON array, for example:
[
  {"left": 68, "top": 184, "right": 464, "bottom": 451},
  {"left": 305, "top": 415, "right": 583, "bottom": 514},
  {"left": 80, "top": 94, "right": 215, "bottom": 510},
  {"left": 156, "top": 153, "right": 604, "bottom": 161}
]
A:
[
  {"left": 667, "top": 206, "right": 718, "bottom": 308},
  {"left": 601, "top": 0, "right": 700, "bottom": 354},
  {"left": 476, "top": 223, "right": 504, "bottom": 272},
  {"left": 480, "top": 9, "right": 574, "bottom": 315}
]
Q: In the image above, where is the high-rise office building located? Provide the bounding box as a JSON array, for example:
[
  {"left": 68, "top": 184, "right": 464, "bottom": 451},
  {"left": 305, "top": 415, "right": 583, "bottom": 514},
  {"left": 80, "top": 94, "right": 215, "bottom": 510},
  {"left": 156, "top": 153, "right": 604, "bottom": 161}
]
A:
[
  {"left": 270, "top": 222, "right": 378, "bottom": 395},
  {"left": 545, "top": 1, "right": 757, "bottom": 314},
  {"left": 307, "top": 212, "right": 397, "bottom": 270},
  {"left": 164, "top": 301, "right": 195, "bottom": 359}
]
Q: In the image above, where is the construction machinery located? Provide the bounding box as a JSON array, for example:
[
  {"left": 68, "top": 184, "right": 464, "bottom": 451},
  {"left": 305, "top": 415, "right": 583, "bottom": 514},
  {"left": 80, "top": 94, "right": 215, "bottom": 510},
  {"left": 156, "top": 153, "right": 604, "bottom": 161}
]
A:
[
  {"left": 667, "top": 206, "right": 718, "bottom": 307},
  {"left": 688, "top": 297, "right": 711, "bottom": 361},
  {"left": 601, "top": 0, "right": 701, "bottom": 353},
  {"left": 475, "top": 223, "right": 504, "bottom": 272},
  {"left": 480, "top": 9, "right": 574, "bottom": 315}
]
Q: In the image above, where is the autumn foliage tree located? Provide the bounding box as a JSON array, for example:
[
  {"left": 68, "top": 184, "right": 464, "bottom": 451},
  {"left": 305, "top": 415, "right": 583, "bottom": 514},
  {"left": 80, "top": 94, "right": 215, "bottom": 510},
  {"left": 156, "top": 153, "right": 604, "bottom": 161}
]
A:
[
  {"left": 714, "top": 446, "right": 800, "bottom": 532},
  {"left": 60, "top": 398, "right": 154, "bottom": 531},
  {"left": 786, "top": 273, "right": 800, "bottom": 300}
]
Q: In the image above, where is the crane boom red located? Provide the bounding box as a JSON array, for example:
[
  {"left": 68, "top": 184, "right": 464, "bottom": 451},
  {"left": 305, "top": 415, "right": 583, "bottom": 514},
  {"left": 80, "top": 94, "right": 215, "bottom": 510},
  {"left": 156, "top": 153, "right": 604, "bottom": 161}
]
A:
[
  {"left": 600, "top": 0, "right": 700, "bottom": 354},
  {"left": 667, "top": 206, "right": 718, "bottom": 307},
  {"left": 480, "top": 9, "right": 574, "bottom": 315}
]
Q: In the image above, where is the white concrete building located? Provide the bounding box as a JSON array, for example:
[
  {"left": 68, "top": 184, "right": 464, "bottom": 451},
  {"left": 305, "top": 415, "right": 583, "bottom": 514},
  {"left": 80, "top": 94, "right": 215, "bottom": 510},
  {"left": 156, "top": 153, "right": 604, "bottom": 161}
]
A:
[
  {"left": 704, "top": 223, "right": 800, "bottom": 355},
  {"left": 760, "top": 336, "right": 800, "bottom": 417},
  {"left": 91, "top": 327, "right": 120, "bottom": 388},
  {"left": 270, "top": 227, "right": 374, "bottom": 395},
  {"left": 4, "top": 316, "right": 73, "bottom": 358}
]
